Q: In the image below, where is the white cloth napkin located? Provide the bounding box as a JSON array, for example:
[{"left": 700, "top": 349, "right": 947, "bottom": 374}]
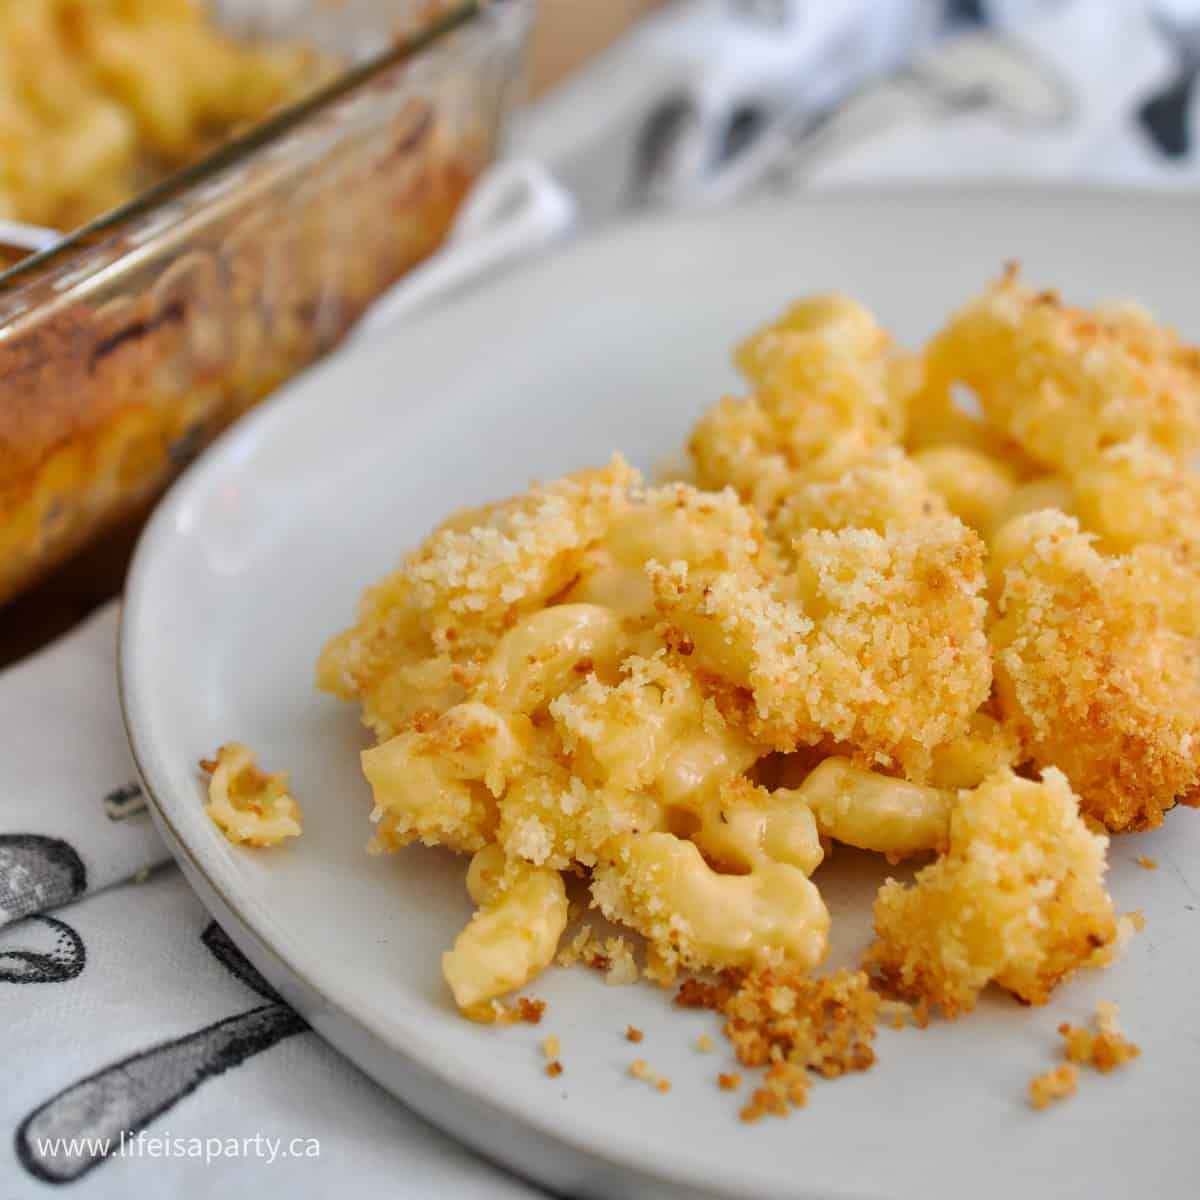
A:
[
  {"left": 5, "top": 0, "right": 1200, "bottom": 1195},
  {"left": 513, "top": 0, "right": 1200, "bottom": 212}
]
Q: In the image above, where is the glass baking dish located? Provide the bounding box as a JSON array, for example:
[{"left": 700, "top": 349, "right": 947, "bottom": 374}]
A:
[{"left": 0, "top": 0, "right": 531, "bottom": 609}]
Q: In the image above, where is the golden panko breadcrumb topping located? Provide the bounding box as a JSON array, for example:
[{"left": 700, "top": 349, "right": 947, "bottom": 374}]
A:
[
  {"left": 556, "top": 927, "right": 642, "bottom": 985},
  {"left": 921, "top": 265, "right": 1200, "bottom": 475},
  {"left": 866, "top": 768, "right": 1123, "bottom": 1015},
  {"left": 691, "top": 295, "right": 907, "bottom": 516},
  {"left": 676, "top": 967, "right": 878, "bottom": 1118}
]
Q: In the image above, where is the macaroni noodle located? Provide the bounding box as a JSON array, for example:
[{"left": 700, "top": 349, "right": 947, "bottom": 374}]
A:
[{"left": 202, "top": 743, "right": 301, "bottom": 848}]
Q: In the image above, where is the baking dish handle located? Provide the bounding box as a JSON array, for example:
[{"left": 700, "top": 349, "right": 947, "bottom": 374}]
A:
[{"left": 352, "top": 158, "right": 576, "bottom": 342}]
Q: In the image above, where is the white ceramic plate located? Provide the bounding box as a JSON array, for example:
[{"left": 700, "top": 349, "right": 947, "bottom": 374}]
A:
[{"left": 121, "top": 190, "right": 1200, "bottom": 1200}]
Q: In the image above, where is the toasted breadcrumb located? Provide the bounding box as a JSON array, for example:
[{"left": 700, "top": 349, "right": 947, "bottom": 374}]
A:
[
  {"left": 1136, "top": 855, "right": 1158, "bottom": 870},
  {"left": 599, "top": 936, "right": 641, "bottom": 985},
  {"left": 468, "top": 996, "right": 546, "bottom": 1026},
  {"left": 689, "top": 295, "right": 905, "bottom": 517},
  {"left": 718, "top": 1072, "right": 742, "bottom": 1091},
  {"left": 557, "top": 928, "right": 641, "bottom": 984},
  {"left": 648, "top": 516, "right": 990, "bottom": 780},
  {"left": 991, "top": 510, "right": 1200, "bottom": 832},
  {"left": 541, "top": 1036, "right": 560, "bottom": 1060},
  {"left": 545, "top": 1061, "right": 563, "bottom": 1078},
  {"left": 519, "top": 997, "right": 547, "bottom": 1024},
  {"left": 867, "top": 768, "right": 1123, "bottom": 1015},
  {"left": 625, "top": 1025, "right": 644, "bottom": 1043},
  {"left": 696, "top": 1035, "right": 714, "bottom": 1053},
  {"left": 921, "top": 267, "right": 1200, "bottom": 475},
  {"left": 1059, "top": 1003, "right": 1141, "bottom": 1073},
  {"left": 1029, "top": 1064, "right": 1079, "bottom": 1110},
  {"left": 1073, "top": 439, "right": 1200, "bottom": 575},
  {"left": 675, "top": 967, "right": 877, "bottom": 1118},
  {"left": 675, "top": 978, "right": 729, "bottom": 1011},
  {"left": 771, "top": 447, "right": 947, "bottom": 540},
  {"left": 741, "top": 1061, "right": 810, "bottom": 1122}
]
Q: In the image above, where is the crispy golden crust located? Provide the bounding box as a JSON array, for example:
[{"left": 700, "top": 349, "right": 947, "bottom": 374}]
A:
[
  {"left": 866, "top": 768, "right": 1121, "bottom": 1016},
  {"left": 674, "top": 967, "right": 878, "bottom": 1120},
  {"left": 991, "top": 510, "right": 1200, "bottom": 831},
  {"left": 689, "top": 295, "right": 907, "bottom": 515},
  {"left": 201, "top": 743, "right": 301, "bottom": 848},
  {"left": 650, "top": 518, "right": 991, "bottom": 777},
  {"left": 321, "top": 273, "right": 1197, "bottom": 1030},
  {"left": 771, "top": 447, "right": 948, "bottom": 540},
  {"left": 318, "top": 458, "right": 642, "bottom": 740},
  {"left": 921, "top": 266, "right": 1200, "bottom": 475},
  {"left": 0, "top": 0, "right": 330, "bottom": 229},
  {"left": 465, "top": 996, "right": 545, "bottom": 1025}
]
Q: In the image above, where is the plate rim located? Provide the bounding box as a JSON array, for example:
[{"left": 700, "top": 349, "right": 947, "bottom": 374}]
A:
[{"left": 118, "top": 183, "right": 1198, "bottom": 1200}]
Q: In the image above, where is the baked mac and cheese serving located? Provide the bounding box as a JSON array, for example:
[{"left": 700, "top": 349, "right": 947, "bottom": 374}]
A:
[{"left": 319, "top": 271, "right": 1193, "bottom": 1080}]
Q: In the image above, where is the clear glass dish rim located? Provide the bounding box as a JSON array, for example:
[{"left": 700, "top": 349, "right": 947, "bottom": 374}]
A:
[{"left": 0, "top": 0, "right": 485, "bottom": 293}]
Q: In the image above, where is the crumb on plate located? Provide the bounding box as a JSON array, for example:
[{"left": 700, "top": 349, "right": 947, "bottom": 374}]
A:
[
  {"left": 628, "top": 1059, "right": 672, "bottom": 1093},
  {"left": 201, "top": 743, "right": 301, "bottom": 847},
  {"left": 741, "top": 1061, "right": 809, "bottom": 1122},
  {"left": 1029, "top": 1064, "right": 1078, "bottom": 1110},
  {"left": 866, "top": 768, "right": 1125, "bottom": 1016},
  {"left": 1059, "top": 1002, "right": 1141, "bottom": 1073},
  {"left": 465, "top": 996, "right": 546, "bottom": 1026},
  {"left": 677, "top": 967, "right": 878, "bottom": 1118}
]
